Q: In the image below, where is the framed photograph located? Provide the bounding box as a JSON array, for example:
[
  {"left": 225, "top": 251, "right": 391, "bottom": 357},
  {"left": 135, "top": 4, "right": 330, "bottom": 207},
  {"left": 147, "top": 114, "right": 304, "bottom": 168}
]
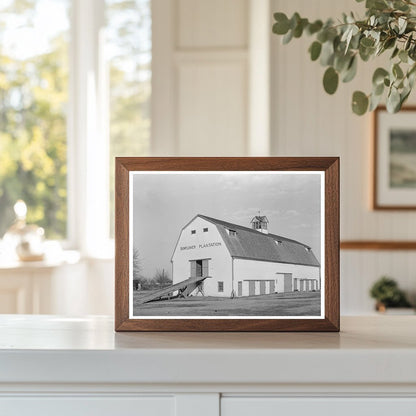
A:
[
  {"left": 115, "top": 157, "right": 339, "bottom": 332},
  {"left": 374, "top": 106, "right": 416, "bottom": 209}
]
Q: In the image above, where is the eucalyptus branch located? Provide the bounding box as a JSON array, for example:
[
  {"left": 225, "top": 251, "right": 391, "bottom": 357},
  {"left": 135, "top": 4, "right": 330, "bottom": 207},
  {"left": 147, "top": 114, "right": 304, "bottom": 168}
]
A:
[{"left": 272, "top": 0, "right": 416, "bottom": 115}]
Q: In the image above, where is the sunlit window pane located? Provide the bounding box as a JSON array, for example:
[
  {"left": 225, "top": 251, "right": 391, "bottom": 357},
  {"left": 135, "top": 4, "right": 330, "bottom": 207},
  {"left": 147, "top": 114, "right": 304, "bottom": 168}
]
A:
[
  {"left": 0, "top": 0, "right": 70, "bottom": 239},
  {"left": 106, "top": 0, "right": 151, "bottom": 237}
]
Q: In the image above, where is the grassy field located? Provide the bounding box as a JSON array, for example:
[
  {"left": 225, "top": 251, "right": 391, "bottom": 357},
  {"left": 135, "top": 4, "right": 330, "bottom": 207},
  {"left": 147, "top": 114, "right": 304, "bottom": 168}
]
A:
[{"left": 133, "top": 291, "right": 321, "bottom": 317}]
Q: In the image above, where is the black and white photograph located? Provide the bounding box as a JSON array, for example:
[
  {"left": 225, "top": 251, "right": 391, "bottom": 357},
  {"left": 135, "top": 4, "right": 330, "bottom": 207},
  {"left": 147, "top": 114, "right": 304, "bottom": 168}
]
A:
[{"left": 129, "top": 171, "right": 324, "bottom": 319}]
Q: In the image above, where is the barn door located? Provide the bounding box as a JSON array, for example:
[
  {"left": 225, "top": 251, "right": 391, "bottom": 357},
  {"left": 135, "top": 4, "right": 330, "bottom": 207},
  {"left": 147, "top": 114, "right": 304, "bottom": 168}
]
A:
[
  {"left": 190, "top": 261, "right": 196, "bottom": 277},
  {"left": 238, "top": 281, "right": 242, "bottom": 297},
  {"left": 248, "top": 281, "right": 255, "bottom": 296},
  {"left": 202, "top": 259, "right": 209, "bottom": 276}
]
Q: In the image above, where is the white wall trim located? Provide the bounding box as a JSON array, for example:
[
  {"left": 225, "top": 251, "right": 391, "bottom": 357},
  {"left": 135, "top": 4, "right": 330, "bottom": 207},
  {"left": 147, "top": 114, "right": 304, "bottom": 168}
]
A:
[
  {"left": 69, "top": 0, "right": 109, "bottom": 256},
  {"left": 248, "top": 0, "right": 271, "bottom": 156}
]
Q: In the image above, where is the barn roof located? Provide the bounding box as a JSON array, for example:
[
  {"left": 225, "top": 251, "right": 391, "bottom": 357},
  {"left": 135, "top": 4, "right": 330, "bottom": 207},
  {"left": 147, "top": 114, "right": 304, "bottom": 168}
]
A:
[{"left": 198, "top": 214, "right": 320, "bottom": 267}]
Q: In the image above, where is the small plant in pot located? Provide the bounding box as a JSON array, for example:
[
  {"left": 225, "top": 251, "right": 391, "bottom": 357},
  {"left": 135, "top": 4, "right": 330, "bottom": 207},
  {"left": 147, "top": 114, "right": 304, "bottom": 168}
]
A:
[{"left": 369, "top": 276, "right": 412, "bottom": 312}]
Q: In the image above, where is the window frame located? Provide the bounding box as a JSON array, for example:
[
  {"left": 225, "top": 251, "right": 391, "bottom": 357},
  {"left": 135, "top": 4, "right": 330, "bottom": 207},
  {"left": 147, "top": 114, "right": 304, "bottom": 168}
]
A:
[
  {"left": 70, "top": 0, "right": 152, "bottom": 258},
  {"left": 67, "top": 0, "right": 110, "bottom": 257}
]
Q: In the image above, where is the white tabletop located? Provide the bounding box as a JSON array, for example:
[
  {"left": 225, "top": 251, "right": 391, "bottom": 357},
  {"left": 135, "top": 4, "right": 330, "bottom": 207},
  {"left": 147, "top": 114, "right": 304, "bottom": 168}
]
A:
[{"left": 0, "top": 315, "right": 415, "bottom": 385}]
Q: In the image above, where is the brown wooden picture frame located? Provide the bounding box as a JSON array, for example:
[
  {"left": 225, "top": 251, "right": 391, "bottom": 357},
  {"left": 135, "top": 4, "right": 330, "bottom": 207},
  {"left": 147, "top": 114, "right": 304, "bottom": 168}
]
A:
[
  {"left": 115, "top": 157, "right": 339, "bottom": 332},
  {"left": 373, "top": 106, "right": 416, "bottom": 210}
]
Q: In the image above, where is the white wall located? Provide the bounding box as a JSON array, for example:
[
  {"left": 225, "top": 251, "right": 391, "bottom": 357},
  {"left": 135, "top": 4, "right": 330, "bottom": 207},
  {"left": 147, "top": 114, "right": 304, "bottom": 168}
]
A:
[
  {"left": 271, "top": 0, "right": 416, "bottom": 314},
  {"left": 152, "top": 0, "right": 270, "bottom": 156}
]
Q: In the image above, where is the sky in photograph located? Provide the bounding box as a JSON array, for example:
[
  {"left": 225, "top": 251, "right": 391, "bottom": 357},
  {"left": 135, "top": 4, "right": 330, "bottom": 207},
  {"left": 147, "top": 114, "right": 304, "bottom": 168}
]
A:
[{"left": 132, "top": 172, "right": 322, "bottom": 280}]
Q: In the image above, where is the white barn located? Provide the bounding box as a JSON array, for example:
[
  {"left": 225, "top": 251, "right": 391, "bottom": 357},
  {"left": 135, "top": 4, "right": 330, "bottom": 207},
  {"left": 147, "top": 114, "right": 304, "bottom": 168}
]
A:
[{"left": 171, "top": 214, "right": 320, "bottom": 297}]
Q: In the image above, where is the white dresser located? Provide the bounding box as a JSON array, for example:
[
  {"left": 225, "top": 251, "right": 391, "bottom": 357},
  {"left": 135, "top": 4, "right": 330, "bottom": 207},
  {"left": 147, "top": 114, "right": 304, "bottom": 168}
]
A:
[{"left": 0, "top": 315, "right": 416, "bottom": 415}]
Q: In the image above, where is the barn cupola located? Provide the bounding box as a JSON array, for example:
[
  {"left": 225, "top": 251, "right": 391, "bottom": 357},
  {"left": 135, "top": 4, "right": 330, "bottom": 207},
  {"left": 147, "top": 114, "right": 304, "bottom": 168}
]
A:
[{"left": 250, "top": 215, "right": 269, "bottom": 234}]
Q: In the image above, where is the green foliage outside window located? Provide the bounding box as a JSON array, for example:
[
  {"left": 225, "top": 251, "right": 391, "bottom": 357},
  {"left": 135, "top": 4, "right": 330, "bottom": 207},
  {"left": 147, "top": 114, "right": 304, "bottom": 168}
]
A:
[{"left": 0, "top": 1, "right": 69, "bottom": 238}]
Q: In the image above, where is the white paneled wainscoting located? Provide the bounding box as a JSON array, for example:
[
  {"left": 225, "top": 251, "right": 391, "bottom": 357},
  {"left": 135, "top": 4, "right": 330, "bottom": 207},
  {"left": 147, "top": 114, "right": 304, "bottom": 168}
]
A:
[
  {"left": 152, "top": 0, "right": 271, "bottom": 157},
  {"left": 341, "top": 250, "right": 416, "bottom": 315}
]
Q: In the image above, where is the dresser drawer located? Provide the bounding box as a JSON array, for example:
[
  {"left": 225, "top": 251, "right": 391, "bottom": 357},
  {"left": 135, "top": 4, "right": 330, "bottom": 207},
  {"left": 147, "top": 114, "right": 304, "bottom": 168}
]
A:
[
  {"left": 0, "top": 396, "right": 175, "bottom": 416},
  {"left": 221, "top": 397, "right": 416, "bottom": 416}
]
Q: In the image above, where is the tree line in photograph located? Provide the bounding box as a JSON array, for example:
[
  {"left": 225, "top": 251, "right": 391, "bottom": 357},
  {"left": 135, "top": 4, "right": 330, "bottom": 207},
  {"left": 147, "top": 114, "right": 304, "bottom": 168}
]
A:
[{"left": 132, "top": 248, "right": 172, "bottom": 291}]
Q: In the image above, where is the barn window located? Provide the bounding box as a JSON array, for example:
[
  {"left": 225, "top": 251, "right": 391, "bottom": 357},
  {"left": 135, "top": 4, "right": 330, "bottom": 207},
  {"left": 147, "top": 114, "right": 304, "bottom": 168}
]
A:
[
  {"left": 218, "top": 281, "right": 224, "bottom": 292},
  {"left": 228, "top": 229, "right": 236, "bottom": 236},
  {"left": 275, "top": 240, "right": 282, "bottom": 246},
  {"left": 191, "top": 229, "right": 196, "bottom": 234},
  {"left": 203, "top": 227, "right": 208, "bottom": 232}
]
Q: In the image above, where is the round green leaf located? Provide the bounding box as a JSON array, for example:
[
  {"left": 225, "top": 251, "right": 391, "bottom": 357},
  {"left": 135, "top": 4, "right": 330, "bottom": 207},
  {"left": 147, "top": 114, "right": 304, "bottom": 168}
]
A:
[
  {"left": 282, "top": 29, "right": 293, "bottom": 45},
  {"left": 323, "top": 67, "right": 339, "bottom": 95},
  {"left": 359, "top": 44, "right": 374, "bottom": 62},
  {"left": 391, "top": 47, "right": 399, "bottom": 59},
  {"left": 405, "top": 34, "right": 413, "bottom": 51},
  {"left": 309, "top": 41, "right": 322, "bottom": 61},
  {"left": 273, "top": 13, "right": 290, "bottom": 35},
  {"left": 393, "top": 63, "right": 404, "bottom": 79},
  {"left": 293, "top": 18, "right": 308, "bottom": 38},
  {"left": 320, "top": 41, "right": 335, "bottom": 66},
  {"left": 387, "top": 88, "right": 401, "bottom": 113},
  {"left": 372, "top": 68, "right": 389, "bottom": 86},
  {"left": 399, "top": 50, "right": 408, "bottom": 63},
  {"left": 373, "top": 82, "right": 384, "bottom": 96},
  {"left": 384, "top": 37, "right": 396, "bottom": 50},
  {"left": 352, "top": 91, "right": 369, "bottom": 115},
  {"left": 369, "top": 92, "right": 383, "bottom": 112},
  {"left": 342, "top": 56, "right": 357, "bottom": 83},
  {"left": 307, "top": 20, "right": 323, "bottom": 35},
  {"left": 334, "top": 52, "right": 348, "bottom": 72},
  {"left": 360, "top": 37, "right": 375, "bottom": 48}
]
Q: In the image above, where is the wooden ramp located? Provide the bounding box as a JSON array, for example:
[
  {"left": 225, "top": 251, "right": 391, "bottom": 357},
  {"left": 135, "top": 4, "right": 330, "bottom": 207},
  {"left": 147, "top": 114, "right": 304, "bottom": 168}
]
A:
[{"left": 136, "top": 276, "right": 210, "bottom": 305}]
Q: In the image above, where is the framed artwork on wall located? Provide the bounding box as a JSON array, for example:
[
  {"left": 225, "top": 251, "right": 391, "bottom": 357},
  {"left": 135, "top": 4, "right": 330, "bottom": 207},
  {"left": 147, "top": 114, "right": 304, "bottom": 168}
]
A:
[
  {"left": 115, "top": 157, "right": 339, "bottom": 332},
  {"left": 374, "top": 106, "right": 416, "bottom": 210}
]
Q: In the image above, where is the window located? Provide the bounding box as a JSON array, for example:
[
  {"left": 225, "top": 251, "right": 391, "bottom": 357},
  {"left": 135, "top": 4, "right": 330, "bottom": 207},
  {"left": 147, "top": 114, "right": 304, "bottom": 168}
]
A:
[
  {"left": 0, "top": 0, "right": 151, "bottom": 255},
  {"left": 107, "top": 0, "right": 151, "bottom": 237},
  {"left": 218, "top": 281, "right": 224, "bottom": 292},
  {"left": 191, "top": 229, "right": 196, "bottom": 234},
  {"left": 0, "top": 0, "right": 70, "bottom": 239},
  {"left": 228, "top": 229, "right": 236, "bottom": 237},
  {"left": 275, "top": 240, "right": 282, "bottom": 246},
  {"left": 203, "top": 227, "right": 208, "bottom": 232}
]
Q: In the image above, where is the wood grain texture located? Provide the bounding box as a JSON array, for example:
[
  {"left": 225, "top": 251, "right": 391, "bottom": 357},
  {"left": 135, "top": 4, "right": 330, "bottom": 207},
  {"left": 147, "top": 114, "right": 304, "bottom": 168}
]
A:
[
  {"left": 114, "top": 157, "right": 340, "bottom": 332},
  {"left": 373, "top": 106, "right": 416, "bottom": 210},
  {"left": 114, "top": 160, "right": 130, "bottom": 330},
  {"left": 341, "top": 241, "right": 416, "bottom": 250}
]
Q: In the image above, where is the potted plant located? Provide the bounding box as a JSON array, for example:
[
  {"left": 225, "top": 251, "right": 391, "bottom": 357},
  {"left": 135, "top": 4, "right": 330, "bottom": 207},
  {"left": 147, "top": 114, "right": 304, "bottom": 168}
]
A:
[
  {"left": 369, "top": 276, "right": 413, "bottom": 312},
  {"left": 272, "top": 0, "right": 416, "bottom": 115}
]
